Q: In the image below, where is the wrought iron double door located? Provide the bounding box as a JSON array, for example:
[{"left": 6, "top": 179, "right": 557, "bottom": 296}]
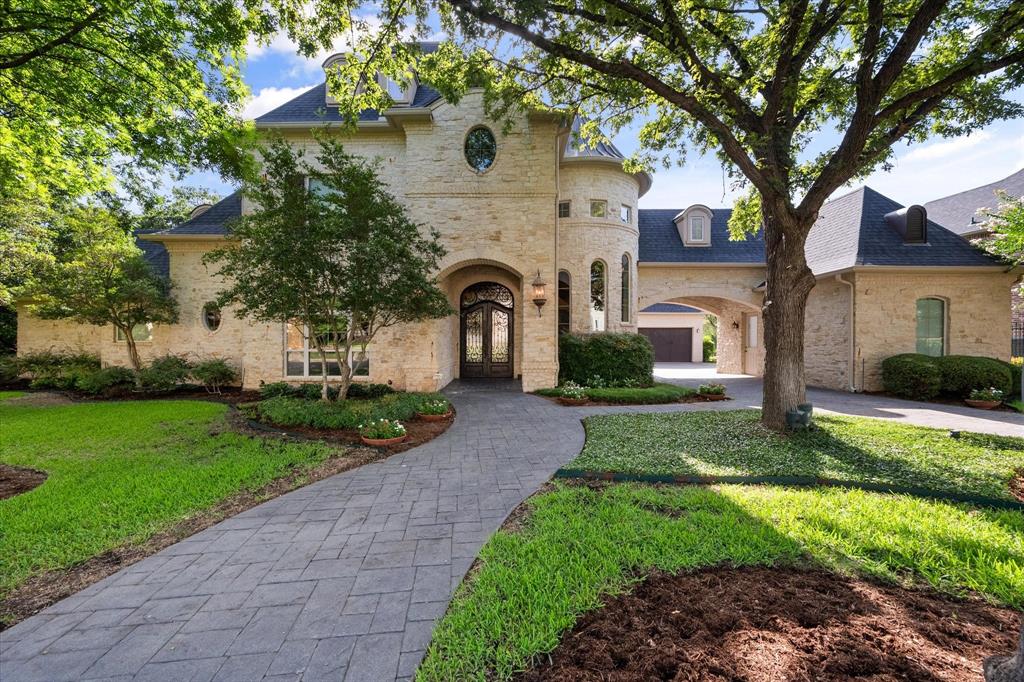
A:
[{"left": 460, "top": 283, "right": 513, "bottom": 379}]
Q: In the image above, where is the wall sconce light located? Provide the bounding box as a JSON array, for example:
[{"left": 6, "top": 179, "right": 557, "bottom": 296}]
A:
[
  {"left": 531, "top": 271, "right": 548, "bottom": 317},
  {"left": 732, "top": 321, "right": 740, "bottom": 330}
]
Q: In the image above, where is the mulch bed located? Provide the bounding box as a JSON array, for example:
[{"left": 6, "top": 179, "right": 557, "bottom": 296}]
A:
[
  {"left": 540, "top": 394, "right": 731, "bottom": 407},
  {"left": 246, "top": 410, "right": 454, "bottom": 454},
  {"left": 516, "top": 566, "right": 1021, "bottom": 682},
  {"left": 0, "top": 464, "right": 47, "bottom": 500}
]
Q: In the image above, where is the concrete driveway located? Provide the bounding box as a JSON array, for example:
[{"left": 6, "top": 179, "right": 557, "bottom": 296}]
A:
[{"left": 654, "top": 362, "right": 1024, "bottom": 437}]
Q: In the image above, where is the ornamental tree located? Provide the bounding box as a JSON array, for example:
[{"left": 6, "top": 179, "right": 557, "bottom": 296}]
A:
[
  {"left": 29, "top": 211, "right": 179, "bottom": 370},
  {"left": 205, "top": 135, "right": 452, "bottom": 401},
  {"left": 272, "top": 0, "right": 1024, "bottom": 428}
]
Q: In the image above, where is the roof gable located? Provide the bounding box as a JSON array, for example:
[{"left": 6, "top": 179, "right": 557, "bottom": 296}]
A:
[
  {"left": 923, "top": 168, "right": 1024, "bottom": 235},
  {"left": 637, "top": 208, "right": 765, "bottom": 264},
  {"left": 155, "top": 191, "right": 242, "bottom": 237}
]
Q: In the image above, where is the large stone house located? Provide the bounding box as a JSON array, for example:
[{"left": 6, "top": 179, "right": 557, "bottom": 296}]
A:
[{"left": 16, "top": 50, "right": 1020, "bottom": 393}]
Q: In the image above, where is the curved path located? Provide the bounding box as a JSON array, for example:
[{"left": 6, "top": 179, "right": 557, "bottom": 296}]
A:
[{"left": 2, "top": 380, "right": 1020, "bottom": 682}]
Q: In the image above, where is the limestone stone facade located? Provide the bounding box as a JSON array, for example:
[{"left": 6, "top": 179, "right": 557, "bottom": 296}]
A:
[{"left": 16, "top": 75, "right": 1019, "bottom": 395}]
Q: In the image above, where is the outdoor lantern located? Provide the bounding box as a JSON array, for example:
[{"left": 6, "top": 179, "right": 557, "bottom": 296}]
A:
[{"left": 531, "top": 271, "right": 548, "bottom": 316}]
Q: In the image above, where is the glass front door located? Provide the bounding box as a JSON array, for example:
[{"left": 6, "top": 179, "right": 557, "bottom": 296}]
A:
[{"left": 460, "top": 283, "right": 514, "bottom": 378}]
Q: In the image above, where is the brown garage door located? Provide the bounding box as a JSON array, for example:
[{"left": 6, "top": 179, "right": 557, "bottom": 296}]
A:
[{"left": 640, "top": 328, "right": 693, "bottom": 362}]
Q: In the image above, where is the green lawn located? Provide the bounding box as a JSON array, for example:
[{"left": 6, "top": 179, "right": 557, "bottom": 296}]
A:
[
  {"left": 419, "top": 483, "right": 1024, "bottom": 681},
  {"left": 534, "top": 382, "right": 696, "bottom": 404},
  {"left": 0, "top": 390, "right": 24, "bottom": 400},
  {"left": 573, "top": 410, "right": 1024, "bottom": 500},
  {"left": 0, "top": 399, "right": 334, "bottom": 613},
  {"left": 1009, "top": 399, "right": 1024, "bottom": 413}
]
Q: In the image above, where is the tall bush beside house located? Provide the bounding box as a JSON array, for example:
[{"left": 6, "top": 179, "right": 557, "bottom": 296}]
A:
[
  {"left": 206, "top": 135, "right": 452, "bottom": 402},
  {"left": 559, "top": 332, "right": 654, "bottom": 387},
  {"left": 935, "top": 356, "right": 1013, "bottom": 398},
  {"left": 138, "top": 355, "right": 193, "bottom": 391},
  {"left": 191, "top": 358, "right": 238, "bottom": 394},
  {"left": 881, "top": 354, "right": 942, "bottom": 401},
  {"left": 26, "top": 212, "right": 178, "bottom": 371}
]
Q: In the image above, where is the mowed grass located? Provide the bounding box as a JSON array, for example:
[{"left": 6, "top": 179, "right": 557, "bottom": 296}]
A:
[
  {"left": 418, "top": 483, "right": 1024, "bottom": 681},
  {"left": 0, "top": 399, "right": 334, "bottom": 607},
  {"left": 0, "top": 390, "right": 24, "bottom": 400},
  {"left": 573, "top": 410, "right": 1024, "bottom": 500}
]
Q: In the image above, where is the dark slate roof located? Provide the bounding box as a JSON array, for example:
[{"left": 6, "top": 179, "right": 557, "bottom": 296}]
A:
[
  {"left": 563, "top": 117, "right": 626, "bottom": 160},
  {"left": 639, "top": 187, "right": 1001, "bottom": 272},
  {"left": 136, "top": 237, "right": 169, "bottom": 279},
  {"left": 255, "top": 43, "right": 443, "bottom": 125},
  {"left": 805, "top": 186, "right": 1002, "bottom": 274},
  {"left": 641, "top": 303, "right": 703, "bottom": 314},
  {"left": 923, "top": 168, "right": 1024, "bottom": 236},
  {"left": 155, "top": 191, "right": 242, "bottom": 236},
  {"left": 637, "top": 208, "right": 766, "bottom": 264}
]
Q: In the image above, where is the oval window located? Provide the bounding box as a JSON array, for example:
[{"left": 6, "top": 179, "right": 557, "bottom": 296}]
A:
[
  {"left": 202, "top": 303, "right": 222, "bottom": 332},
  {"left": 464, "top": 126, "right": 497, "bottom": 173}
]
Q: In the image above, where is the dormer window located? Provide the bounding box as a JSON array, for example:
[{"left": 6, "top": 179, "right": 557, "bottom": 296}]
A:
[
  {"left": 378, "top": 74, "right": 416, "bottom": 105},
  {"left": 675, "top": 205, "right": 713, "bottom": 246},
  {"left": 689, "top": 216, "right": 705, "bottom": 241}
]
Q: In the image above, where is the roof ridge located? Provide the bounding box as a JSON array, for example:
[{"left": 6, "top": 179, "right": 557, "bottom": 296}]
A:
[{"left": 925, "top": 167, "right": 1024, "bottom": 205}]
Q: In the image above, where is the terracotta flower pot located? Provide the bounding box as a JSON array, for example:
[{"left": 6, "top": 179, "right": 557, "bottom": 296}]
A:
[
  {"left": 360, "top": 434, "right": 407, "bottom": 446},
  {"left": 965, "top": 399, "right": 1001, "bottom": 410},
  {"left": 558, "top": 396, "right": 588, "bottom": 406},
  {"left": 417, "top": 411, "right": 452, "bottom": 422},
  {"left": 699, "top": 393, "right": 728, "bottom": 401}
]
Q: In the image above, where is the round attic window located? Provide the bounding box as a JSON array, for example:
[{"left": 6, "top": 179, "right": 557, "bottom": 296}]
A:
[
  {"left": 202, "top": 302, "right": 222, "bottom": 332},
  {"left": 464, "top": 126, "right": 497, "bottom": 173}
]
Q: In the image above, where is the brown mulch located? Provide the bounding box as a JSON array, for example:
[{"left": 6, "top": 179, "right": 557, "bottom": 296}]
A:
[
  {"left": 0, "top": 464, "right": 47, "bottom": 500},
  {"left": 1011, "top": 468, "right": 1024, "bottom": 503},
  {"left": 516, "top": 566, "right": 1022, "bottom": 682},
  {"left": 0, "top": 410, "right": 453, "bottom": 630},
  {"left": 246, "top": 410, "right": 454, "bottom": 454}
]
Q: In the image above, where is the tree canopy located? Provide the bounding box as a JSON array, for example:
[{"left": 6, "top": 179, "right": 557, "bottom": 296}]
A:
[
  {"left": 271, "top": 0, "right": 1024, "bottom": 428},
  {"left": 205, "top": 135, "right": 452, "bottom": 399},
  {"left": 0, "top": 0, "right": 269, "bottom": 203}
]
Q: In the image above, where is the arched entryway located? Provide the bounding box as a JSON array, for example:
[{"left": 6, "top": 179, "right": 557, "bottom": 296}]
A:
[{"left": 460, "top": 282, "right": 514, "bottom": 378}]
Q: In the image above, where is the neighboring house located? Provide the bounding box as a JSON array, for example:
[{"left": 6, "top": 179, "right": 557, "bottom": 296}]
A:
[
  {"left": 15, "top": 46, "right": 1020, "bottom": 393},
  {"left": 924, "top": 167, "right": 1024, "bottom": 332}
]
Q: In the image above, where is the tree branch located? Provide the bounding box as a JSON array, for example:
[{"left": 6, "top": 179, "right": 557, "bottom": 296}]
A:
[{"left": 0, "top": 5, "right": 103, "bottom": 70}]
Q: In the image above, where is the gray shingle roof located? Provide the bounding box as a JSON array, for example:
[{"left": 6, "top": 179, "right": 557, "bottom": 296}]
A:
[
  {"left": 637, "top": 208, "right": 766, "bottom": 264},
  {"left": 641, "top": 302, "right": 704, "bottom": 314},
  {"left": 254, "top": 81, "right": 443, "bottom": 124},
  {"left": 639, "top": 186, "right": 1001, "bottom": 272},
  {"left": 923, "top": 168, "right": 1024, "bottom": 236},
  {"left": 806, "top": 186, "right": 1001, "bottom": 273},
  {"left": 563, "top": 117, "right": 627, "bottom": 160},
  {"left": 136, "top": 237, "right": 169, "bottom": 279},
  {"left": 155, "top": 191, "right": 241, "bottom": 236}
]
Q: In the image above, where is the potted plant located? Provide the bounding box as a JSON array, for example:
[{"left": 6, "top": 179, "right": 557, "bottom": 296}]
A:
[
  {"left": 698, "top": 383, "right": 728, "bottom": 401},
  {"left": 557, "top": 381, "right": 589, "bottom": 406},
  {"left": 417, "top": 398, "right": 453, "bottom": 422},
  {"left": 965, "top": 386, "right": 1004, "bottom": 410},
  {"left": 359, "top": 418, "right": 407, "bottom": 446}
]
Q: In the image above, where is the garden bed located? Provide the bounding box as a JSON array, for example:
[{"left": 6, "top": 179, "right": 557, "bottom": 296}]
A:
[
  {"left": 515, "top": 565, "right": 1021, "bottom": 682},
  {"left": 0, "top": 464, "right": 47, "bottom": 500},
  {"left": 534, "top": 383, "right": 704, "bottom": 405},
  {"left": 246, "top": 408, "right": 454, "bottom": 452}
]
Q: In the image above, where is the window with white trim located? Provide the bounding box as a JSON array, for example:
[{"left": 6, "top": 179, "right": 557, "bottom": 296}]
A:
[
  {"left": 284, "top": 321, "right": 369, "bottom": 378},
  {"left": 620, "top": 204, "right": 632, "bottom": 224},
  {"left": 116, "top": 323, "right": 153, "bottom": 342},
  {"left": 689, "top": 215, "right": 706, "bottom": 242}
]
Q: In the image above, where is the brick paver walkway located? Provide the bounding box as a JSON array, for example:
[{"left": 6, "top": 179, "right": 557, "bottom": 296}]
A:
[
  {"left": 0, "top": 382, "right": 584, "bottom": 682},
  {"left": 2, "top": 379, "right": 1020, "bottom": 682}
]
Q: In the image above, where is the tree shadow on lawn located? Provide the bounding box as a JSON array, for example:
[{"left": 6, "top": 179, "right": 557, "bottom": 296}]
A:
[
  {"left": 420, "top": 482, "right": 1023, "bottom": 681},
  {"left": 579, "top": 411, "right": 1018, "bottom": 500}
]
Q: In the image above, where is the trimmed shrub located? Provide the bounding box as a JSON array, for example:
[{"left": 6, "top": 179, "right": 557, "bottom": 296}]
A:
[
  {"left": 191, "top": 359, "right": 238, "bottom": 393},
  {"left": 257, "top": 392, "right": 443, "bottom": 430},
  {"left": 347, "top": 382, "right": 395, "bottom": 400},
  {"left": 0, "top": 355, "right": 18, "bottom": 384},
  {"left": 881, "top": 354, "right": 942, "bottom": 400},
  {"left": 935, "top": 355, "right": 1013, "bottom": 397},
  {"left": 76, "top": 366, "right": 136, "bottom": 395},
  {"left": 138, "top": 355, "right": 193, "bottom": 391},
  {"left": 559, "top": 332, "right": 654, "bottom": 387},
  {"left": 999, "top": 359, "right": 1022, "bottom": 398},
  {"left": 19, "top": 352, "right": 100, "bottom": 390},
  {"left": 259, "top": 381, "right": 295, "bottom": 399},
  {"left": 584, "top": 383, "right": 695, "bottom": 405}
]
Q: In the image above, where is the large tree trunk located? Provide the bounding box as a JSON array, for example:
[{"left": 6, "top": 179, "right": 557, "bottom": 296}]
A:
[{"left": 760, "top": 206, "right": 817, "bottom": 431}]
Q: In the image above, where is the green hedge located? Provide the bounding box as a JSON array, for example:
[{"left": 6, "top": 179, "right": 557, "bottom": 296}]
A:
[
  {"left": 935, "top": 355, "right": 1013, "bottom": 397},
  {"left": 256, "top": 392, "right": 442, "bottom": 430},
  {"left": 882, "top": 353, "right": 1016, "bottom": 400},
  {"left": 558, "top": 332, "right": 654, "bottom": 387}
]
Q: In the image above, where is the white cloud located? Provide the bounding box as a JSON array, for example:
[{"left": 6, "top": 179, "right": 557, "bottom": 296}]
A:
[
  {"left": 242, "top": 84, "right": 318, "bottom": 119},
  {"left": 900, "top": 131, "right": 992, "bottom": 163}
]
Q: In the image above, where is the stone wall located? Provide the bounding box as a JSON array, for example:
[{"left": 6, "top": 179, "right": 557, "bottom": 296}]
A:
[
  {"left": 804, "top": 276, "right": 853, "bottom": 391},
  {"left": 852, "top": 270, "right": 1017, "bottom": 391}
]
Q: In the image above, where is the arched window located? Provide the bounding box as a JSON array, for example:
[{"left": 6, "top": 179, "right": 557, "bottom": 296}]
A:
[
  {"left": 558, "top": 271, "right": 571, "bottom": 335},
  {"left": 916, "top": 298, "right": 946, "bottom": 356},
  {"left": 620, "top": 254, "right": 631, "bottom": 323},
  {"left": 590, "top": 261, "right": 606, "bottom": 331}
]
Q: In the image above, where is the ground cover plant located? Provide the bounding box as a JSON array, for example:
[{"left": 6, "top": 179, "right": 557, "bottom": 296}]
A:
[
  {"left": 418, "top": 483, "right": 1024, "bottom": 681},
  {"left": 0, "top": 398, "right": 334, "bottom": 622},
  {"left": 535, "top": 382, "right": 695, "bottom": 405},
  {"left": 572, "top": 410, "right": 1024, "bottom": 500},
  {"left": 254, "top": 391, "right": 446, "bottom": 430}
]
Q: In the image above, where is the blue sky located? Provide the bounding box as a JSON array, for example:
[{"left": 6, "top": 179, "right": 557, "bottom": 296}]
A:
[{"left": 191, "top": 38, "right": 1024, "bottom": 211}]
